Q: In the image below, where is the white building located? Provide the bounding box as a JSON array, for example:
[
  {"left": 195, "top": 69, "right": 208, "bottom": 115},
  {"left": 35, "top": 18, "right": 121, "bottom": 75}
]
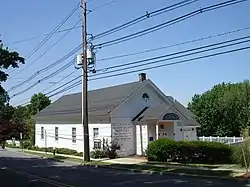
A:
[{"left": 35, "top": 73, "right": 200, "bottom": 157}]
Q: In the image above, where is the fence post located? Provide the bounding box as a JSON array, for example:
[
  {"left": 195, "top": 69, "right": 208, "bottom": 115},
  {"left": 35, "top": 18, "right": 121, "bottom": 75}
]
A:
[
  {"left": 202, "top": 136, "right": 205, "bottom": 141},
  {"left": 210, "top": 136, "right": 212, "bottom": 142},
  {"left": 233, "top": 136, "right": 236, "bottom": 143}
]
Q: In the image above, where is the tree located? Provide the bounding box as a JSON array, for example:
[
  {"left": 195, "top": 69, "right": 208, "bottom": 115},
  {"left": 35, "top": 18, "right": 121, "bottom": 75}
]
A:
[
  {"left": 188, "top": 80, "right": 250, "bottom": 137},
  {"left": 27, "top": 93, "right": 51, "bottom": 115},
  {"left": 0, "top": 40, "right": 24, "bottom": 104},
  {"left": 0, "top": 41, "right": 25, "bottom": 146}
]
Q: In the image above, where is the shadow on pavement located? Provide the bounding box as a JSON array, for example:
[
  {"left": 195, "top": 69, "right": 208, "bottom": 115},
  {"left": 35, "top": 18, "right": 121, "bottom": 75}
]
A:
[{"left": 0, "top": 153, "right": 248, "bottom": 187}]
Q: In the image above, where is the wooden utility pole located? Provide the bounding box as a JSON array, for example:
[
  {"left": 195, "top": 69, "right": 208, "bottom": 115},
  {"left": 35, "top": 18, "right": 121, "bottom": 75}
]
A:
[{"left": 81, "top": 0, "right": 90, "bottom": 162}]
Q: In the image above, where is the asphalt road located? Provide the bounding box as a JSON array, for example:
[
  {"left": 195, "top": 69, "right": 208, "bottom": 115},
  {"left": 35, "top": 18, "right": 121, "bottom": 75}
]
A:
[{"left": 0, "top": 148, "right": 250, "bottom": 187}]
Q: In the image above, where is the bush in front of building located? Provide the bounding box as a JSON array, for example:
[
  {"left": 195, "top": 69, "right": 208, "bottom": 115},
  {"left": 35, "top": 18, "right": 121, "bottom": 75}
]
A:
[
  {"left": 90, "top": 150, "right": 107, "bottom": 159},
  {"left": 146, "top": 138, "right": 178, "bottom": 162},
  {"left": 146, "top": 138, "right": 234, "bottom": 164}
]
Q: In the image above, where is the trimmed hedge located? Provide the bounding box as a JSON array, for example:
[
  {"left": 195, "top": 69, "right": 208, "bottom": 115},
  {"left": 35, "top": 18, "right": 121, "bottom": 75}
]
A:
[
  {"left": 146, "top": 139, "right": 234, "bottom": 164},
  {"left": 5, "top": 143, "right": 83, "bottom": 157},
  {"left": 30, "top": 147, "right": 83, "bottom": 157}
]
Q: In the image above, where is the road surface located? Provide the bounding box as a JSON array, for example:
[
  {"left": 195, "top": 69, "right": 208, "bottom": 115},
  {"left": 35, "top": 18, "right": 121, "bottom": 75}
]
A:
[{"left": 0, "top": 148, "right": 249, "bottom": 187}]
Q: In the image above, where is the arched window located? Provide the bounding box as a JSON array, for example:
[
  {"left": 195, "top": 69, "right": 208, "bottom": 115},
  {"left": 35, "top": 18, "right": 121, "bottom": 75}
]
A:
[
  {"left": 142, "top": 93, "right": 149, "bottom": 99},
  {"left": 163, "top": 113, "right": 179, "bottom": 120}
]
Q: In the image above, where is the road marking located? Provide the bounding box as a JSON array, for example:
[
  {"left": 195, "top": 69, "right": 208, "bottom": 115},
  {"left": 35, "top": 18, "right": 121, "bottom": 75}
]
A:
[{"left": 7, "top": 168, "right": 75, "bottom": 187}]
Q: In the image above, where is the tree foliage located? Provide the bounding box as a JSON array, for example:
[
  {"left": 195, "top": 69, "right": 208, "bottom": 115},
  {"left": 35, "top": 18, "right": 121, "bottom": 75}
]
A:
[
  {"left": 27, "top": 93, "right": 51, "bottom": 115},
  {"left": 0, "top": 40, "right": 24, "bottom": 104},
  {"left": 0, "top": 41, "right": 25, "bottom": 143},
  {"left": 188, "top": 80, "right": 250, "bottom": 137}
]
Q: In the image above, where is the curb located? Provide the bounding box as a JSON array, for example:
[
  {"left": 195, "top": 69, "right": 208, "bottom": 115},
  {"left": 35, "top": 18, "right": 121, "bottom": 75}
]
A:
[
  {"left": 81, "top": 164, "right": 250, "bottom": 182},
  {"left": 17, "top": 150, "right": 250, "bottom": 182}
]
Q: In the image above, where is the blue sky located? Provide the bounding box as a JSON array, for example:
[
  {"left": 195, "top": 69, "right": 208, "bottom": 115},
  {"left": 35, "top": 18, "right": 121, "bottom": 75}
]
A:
[{"left": 1, "top": 0, "right": 250, "bottom": 106}]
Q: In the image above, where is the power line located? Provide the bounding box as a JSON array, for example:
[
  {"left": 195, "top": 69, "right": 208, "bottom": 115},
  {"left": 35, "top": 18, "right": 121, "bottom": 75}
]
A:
[
  {"left": 5, "top": 0, "right": 118, "bottom": 46},
  {"left": 8, "top": 2, "right": 80, "bottom": 76},
  {"left": 41, "top": 70, "right": 77, "bottom": 93},
  {"left": 92, "top": 0, "right": 199, "bottom": 40},
  {"left": 7, "top": 44, "right": 81, "bottom": 92},
  {"left": 15, "top": 69, "right": 78, "bottom": 106},
  {"left": 90, "top": 46, "right": 250, "bottom": 81},
  {"left": 5, "top": 26, "right": 81, "bottom": 46},
  {"left": 10, "top": 59, "right": 75, "bottom": 99},
  {"left": 97, "top": 25, "right": 250, "bottom": 62},
  {"left": 25, "top": 3, "right": 80, "bottom": 61},
  {"left": 17, "top": 39, "right": 249, "bottom": 104},
  {"left": 90, "top": 0, "right": 121, "bottom": 12},
  {"left": 16, "top": 19, "right": 82, "bottom": 75},
  {"left": 94, "top": 0, "right": 248, "bottom": 48},
  {"left": 95, "top": 35, "right": 250, "bottom": 73},
  {"left": 40, "top": 35, "right": 250, "bottom": 99}
]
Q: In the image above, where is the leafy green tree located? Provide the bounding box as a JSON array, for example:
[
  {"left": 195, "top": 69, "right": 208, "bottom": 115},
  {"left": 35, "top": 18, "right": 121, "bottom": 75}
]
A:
[
  {"left": 27, "top": 93, "right": 51, "bottom": 115},
  {"left": 0, "top": 41, "right": 25, "bottom": 145},
  {"left": 0, "top": 40, "right": 24, "bottom": 104},
  {"left": 188, "top": 80, "right": 250, "bottom": 137}
]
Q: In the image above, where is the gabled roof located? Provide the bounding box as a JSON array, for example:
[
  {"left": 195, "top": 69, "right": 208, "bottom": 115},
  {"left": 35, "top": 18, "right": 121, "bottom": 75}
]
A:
[
  {"left": 36, "top": 80, "right": 146, "bottom": 124},
  {"left": 134, "top": 104, "right": 200, "bottom": 126}
]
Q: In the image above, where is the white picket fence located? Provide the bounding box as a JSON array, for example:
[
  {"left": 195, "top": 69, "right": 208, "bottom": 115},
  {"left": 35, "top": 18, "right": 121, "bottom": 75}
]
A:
[{"left": 198, "top": 136, "right": 244, "bottom": 144}]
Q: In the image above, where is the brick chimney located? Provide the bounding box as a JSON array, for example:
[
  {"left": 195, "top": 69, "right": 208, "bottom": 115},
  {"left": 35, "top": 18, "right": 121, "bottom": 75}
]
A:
[{"left": 139, "top": 73, "right": 146, "bottom": 82}]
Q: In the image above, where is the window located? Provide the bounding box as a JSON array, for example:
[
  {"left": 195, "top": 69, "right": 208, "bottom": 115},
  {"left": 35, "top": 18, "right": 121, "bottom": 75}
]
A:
[
  {"left": 93, "top": 128, "right": 99, "bottom": 137},
  {"left": 72, "top": 128, "right": 76, "bottom": 143},
  {"left": 93, "top": 141, "right": 101, "bottom": 149},
  {"left": 41, "top": 127, "right": 44, "bottom": 139},
  {"left": 55, "top": 127, "right": 59, "bottom": 141},
  {"left": 142, "top": 93, "right": 150, "bottom": 99}
]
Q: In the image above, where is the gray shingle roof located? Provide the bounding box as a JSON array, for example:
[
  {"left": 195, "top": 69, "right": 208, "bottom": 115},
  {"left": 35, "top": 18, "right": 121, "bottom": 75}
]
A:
[{"left": 36, "top": 80, "right": 146, "bottom": 124}]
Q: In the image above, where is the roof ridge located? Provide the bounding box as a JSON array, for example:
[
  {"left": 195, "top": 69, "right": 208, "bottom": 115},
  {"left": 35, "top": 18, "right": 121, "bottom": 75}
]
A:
[{"left": 64, "top": 80, "right": 144, "bottom": 97}]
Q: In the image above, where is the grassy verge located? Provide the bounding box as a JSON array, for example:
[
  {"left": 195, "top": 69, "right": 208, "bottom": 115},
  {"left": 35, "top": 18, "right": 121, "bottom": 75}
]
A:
[
  {"left": 22, "top": 150, "right": 110, "bottom": 166},
  {"left": 22, "top": 150, "right": 243, "bottom": 178},
  {"left": 101, "top": 163, "right": 242, "bottom": 178},
  {"left": 147, "top": 161, "right": 240, "bottom": 170}
]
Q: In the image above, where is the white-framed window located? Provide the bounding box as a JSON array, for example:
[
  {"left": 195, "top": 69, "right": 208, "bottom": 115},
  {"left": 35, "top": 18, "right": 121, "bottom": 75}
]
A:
[
  {"left": 93, "top": 128, "right": 99, "bottom": 137},
  {"left": 72, "top": 127, "right": 76, "bottom": 143},
  {"left": 142, "top": 93, "right": 150, "bottom": 99},
  {"left": 41, "top": 127, "right": 44, "bottom": 140},
  {"left": 55, "top": 127, "right": 59, "bottom": 141},
  {"left": 93, "top": 140, "right": 101, "bottom": 149}
]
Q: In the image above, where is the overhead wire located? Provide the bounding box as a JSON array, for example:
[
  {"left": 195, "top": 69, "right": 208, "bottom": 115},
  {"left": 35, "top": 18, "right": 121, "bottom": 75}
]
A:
[
  {"left": 17, "top": 42, "right": 250, "bottom": 105},
  {"left": 7, "top": 44, "right": 82, "bottom": 92},
  {"left": 5, "top": 0, "right": 119, "bottom": 46},
  {"left": 97, "top": 25, "right": 250, "bottom": 62},
  {"left": 25, "top": 3, "right": 80, "bottom": 61},
  {"left": 16, "top": 19, "right": 82, "bottom": 75},
  {"left": 94, "top": 0, "right": 248, "bottom": 48},
  {"left": 13, "top": 0, "right": 248, "bottom": 104},
  {"left": 10, "top": 59, "right": 76, "bottom": 98},
  {"left": 8, "top": 2, "right": 80, "bottom": 76},
  {"left": 92, "top": 0, "right": 200, "bottom": 40},
  {"left": 95, "top": 36, "right": 250, "bottom": 73},
  {"left": 42, "top": 34, "right": 250, "bottom": 99}
]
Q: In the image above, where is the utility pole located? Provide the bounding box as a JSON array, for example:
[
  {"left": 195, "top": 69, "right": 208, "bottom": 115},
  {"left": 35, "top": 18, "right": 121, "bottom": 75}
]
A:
[{"left": 81, "top": 0, "right": 90, "bottom": 162}]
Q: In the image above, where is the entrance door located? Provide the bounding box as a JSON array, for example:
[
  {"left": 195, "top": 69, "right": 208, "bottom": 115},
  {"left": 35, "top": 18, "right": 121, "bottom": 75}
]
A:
[{"left": 158, "top": 122, "right": 174, "bottom": 139}]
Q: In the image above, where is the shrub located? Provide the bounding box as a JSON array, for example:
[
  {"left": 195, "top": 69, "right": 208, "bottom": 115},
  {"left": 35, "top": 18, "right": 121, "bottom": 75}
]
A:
[
  {"left": 146, "top": 138, "right": 233, "bottom": 164},
  {"left": 90, "top": 150, "right": 107, "bottom": 159},
  {"left": 22, "top": 140, "right": 33, "bottom": 149},
  {"left": 146, "top": 138, "right": 178, "bottom": 162},
  {"left": 105, "top": 143, "right": 121, "bottom": 159}
]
